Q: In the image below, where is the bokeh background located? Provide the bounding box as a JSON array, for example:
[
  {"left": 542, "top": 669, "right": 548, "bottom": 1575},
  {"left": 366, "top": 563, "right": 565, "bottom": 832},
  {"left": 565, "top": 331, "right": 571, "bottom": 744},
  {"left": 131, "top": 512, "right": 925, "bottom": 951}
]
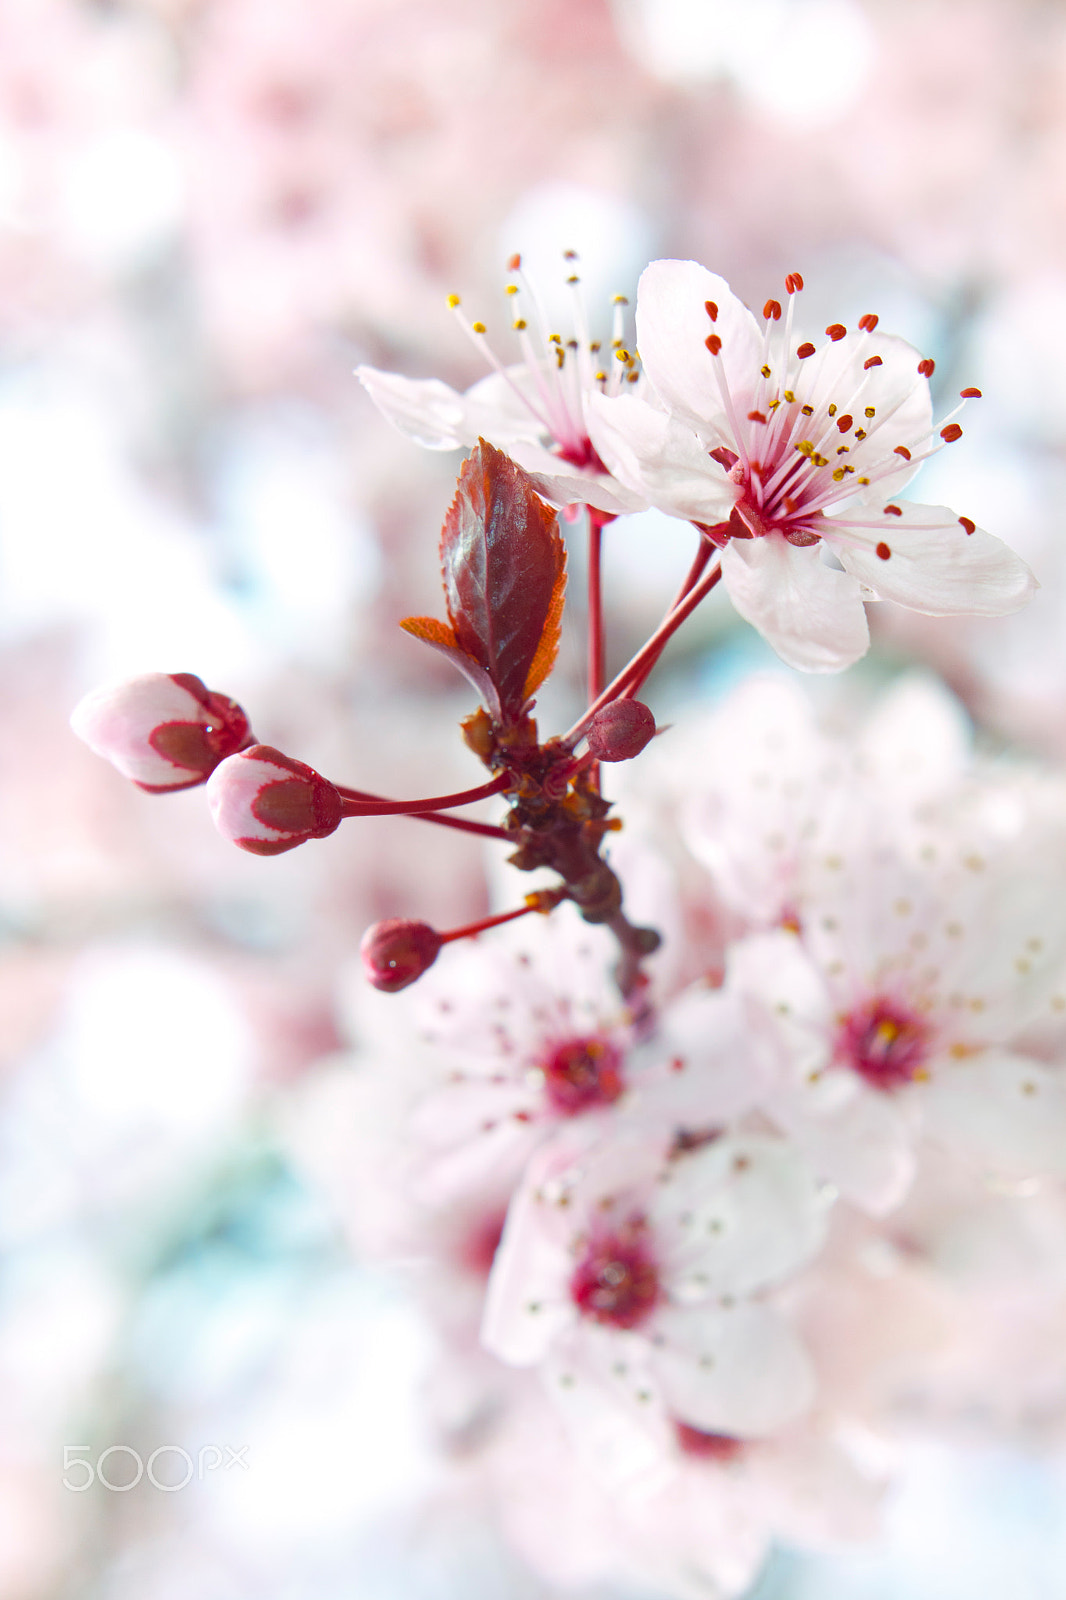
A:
[{"left": 5, "top": 0, "right": 1066, "bottom": 1594}]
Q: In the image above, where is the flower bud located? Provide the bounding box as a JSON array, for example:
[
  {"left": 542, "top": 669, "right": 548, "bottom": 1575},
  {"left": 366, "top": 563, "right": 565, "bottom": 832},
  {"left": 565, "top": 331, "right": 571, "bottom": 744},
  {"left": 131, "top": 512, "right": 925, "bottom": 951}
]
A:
[
  {"left": 206, "top": 745, "right": 343, "bottom": 855},
  {"left": 360, "top": 918, "right": 442, "bottom": 992},
  {"left": 585, "top": 699, "right": 656, "bottom": 762},
  {"left": 71, "top": 672, "right": 252, "bottom": 791}
]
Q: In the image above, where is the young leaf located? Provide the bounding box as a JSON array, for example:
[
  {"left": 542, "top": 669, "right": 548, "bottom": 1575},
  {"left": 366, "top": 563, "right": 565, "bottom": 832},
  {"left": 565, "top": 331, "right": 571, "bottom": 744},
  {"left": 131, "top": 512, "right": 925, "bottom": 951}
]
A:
[{"left": 440, "top": 440, "right": 567, "bottom": 719}]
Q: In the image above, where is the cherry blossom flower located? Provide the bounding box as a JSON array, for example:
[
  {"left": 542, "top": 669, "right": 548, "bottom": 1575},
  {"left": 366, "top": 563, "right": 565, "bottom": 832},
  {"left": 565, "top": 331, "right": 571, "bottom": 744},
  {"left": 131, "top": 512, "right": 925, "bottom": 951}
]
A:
[
  {"left": 357, "top": 255, "right": 652, "bottom": 513},
  {"left": 727, "top": 794, "right": 1066, "bottom": 1213},
  {"left": 70, "top": 672, "right": 252, "bottom": 791},
  {"left": 483, "top": 1126, "right": 828, "bottom": 1444},
  {"left": 588, "top": 259, "right": 1036, "bottom": 669}
]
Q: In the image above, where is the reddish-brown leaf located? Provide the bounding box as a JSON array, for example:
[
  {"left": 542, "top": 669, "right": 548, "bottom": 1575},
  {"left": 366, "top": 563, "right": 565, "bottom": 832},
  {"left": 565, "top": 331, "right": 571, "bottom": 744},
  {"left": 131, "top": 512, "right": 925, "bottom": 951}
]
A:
[{"left": 440, "top": 440, "right": 567, "bottom": 720}]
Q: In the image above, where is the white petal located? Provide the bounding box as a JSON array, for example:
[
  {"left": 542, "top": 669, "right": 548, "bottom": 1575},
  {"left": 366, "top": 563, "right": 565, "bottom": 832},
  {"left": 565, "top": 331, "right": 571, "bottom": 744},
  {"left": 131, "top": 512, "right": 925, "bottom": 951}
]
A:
[
  {"left": 721, "top": 535, "right": 870, "bottom": 671},
  {"left": 922, "top": 1050, "right": 1066, "bottom": 1179},
  {"left": 654, "top": 1133, "right": 829, "bottom": 1296},
  {"left": 651, "top": 1302, "right": 816, "bottom": 1436},
  {"left": 782, "top": 1087, "right": 916, "bottom": 1215},
  {"left": 356, "top": 366, "right": 467, "bottom": 449},
  {"left": 586, "top": 391, "right": 737, "bottom": 522},
  {"left": 831, "top": 502, "right": 1036, "bottom": 616},
  {"left": 71, "top": 672, "right": 206, "bottom": 787},
  {"left": 481, "top": 1180, "right": 577, "bottom": 1366},
  {"left": 635, "top": 259, "right": 763, "bottom": 434}
]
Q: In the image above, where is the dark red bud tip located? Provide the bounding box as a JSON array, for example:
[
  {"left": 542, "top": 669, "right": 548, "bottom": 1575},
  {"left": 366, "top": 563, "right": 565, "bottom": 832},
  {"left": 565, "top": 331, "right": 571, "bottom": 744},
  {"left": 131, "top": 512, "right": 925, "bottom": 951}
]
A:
[
  {"left": 585, "top": 699, "right": 656, "bottom": 762},
  {"left": 360, "top": 918, "right": 443, "bottom": 992}
]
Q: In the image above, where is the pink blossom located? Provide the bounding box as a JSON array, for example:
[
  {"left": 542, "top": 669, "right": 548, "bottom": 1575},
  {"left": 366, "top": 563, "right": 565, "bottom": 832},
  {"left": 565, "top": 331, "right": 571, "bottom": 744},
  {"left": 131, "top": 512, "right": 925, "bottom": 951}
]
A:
[
  {"left": 70, "top": 672, "right": 252, "bottom": 791},
  {"left": 205, "top": 743, "right": 342, "bottom": 854},
  {"left": 588, "top": 260, "right": 1036, "bottom": 669},
  {"left": 483, "top": 1127, "right": 827, "bottom": 1441},
  {"left": 357, "top": 256, "right": 652, "bottom": 513}
]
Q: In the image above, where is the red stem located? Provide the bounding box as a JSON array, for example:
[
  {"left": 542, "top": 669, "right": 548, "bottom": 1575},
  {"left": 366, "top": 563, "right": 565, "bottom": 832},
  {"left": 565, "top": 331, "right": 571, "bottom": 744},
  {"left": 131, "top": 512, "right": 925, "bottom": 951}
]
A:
[
  {"left": 438, "top": 901, "right": 541, "bottom": 945},
  {"left": 333, "top": 783, "right": 510, "bottom": 840},
  {"left": 563, "top": 546, "right": 724, "bottom": 744},
  {"left": 336, "top": 771, "right": 510, "bottom": 818}
]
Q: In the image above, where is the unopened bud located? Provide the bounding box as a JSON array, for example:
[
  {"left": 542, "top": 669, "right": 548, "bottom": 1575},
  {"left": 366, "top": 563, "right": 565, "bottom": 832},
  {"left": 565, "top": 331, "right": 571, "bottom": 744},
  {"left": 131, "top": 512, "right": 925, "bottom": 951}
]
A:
[
  {"left": 585, "top": 699, "right": 656, "bottom": 762},
  {"left": 71, "top": 672, "right": 252, "bottom": 791},
  {"left": 360, "top": 918, "right": 442, "bottom": 992},
  {"left": 206, "top": 745, "right": 342, "bottom": 855}
]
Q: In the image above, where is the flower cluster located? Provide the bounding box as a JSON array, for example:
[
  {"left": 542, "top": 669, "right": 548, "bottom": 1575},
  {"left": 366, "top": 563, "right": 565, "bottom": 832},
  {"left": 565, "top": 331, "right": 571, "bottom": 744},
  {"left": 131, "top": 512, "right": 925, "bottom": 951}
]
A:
[{"left": 71, "top": 255, "right": 1054, "bottom": 1597}]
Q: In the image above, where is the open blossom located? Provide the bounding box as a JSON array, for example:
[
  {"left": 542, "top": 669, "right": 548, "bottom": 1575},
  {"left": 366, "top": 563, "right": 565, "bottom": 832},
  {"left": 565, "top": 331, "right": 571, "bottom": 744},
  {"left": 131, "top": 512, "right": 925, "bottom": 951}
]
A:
[
  {"left": 70, "top": 672, "right": 252, "bottom": 791},
  {"left": 728, "top": 793, "right": 1066, "bottom": 1213},
  {"left": 483, "top": 1128, "right": 827, "bottom": 1445},
  {"left": 357, "top": 255, "right": 651, "bottom": 513},
  {"left": 588, "top": 259, "right": 1036, "bottom": 670}
]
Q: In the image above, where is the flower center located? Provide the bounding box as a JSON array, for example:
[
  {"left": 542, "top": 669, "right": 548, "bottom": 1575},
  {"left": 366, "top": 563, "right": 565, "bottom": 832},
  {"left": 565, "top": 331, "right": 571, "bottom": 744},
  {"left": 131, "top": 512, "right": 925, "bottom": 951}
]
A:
[
  {"left": 836, "top": 996, "right": 930, "bottom": 1091},
  {"left": 570, "top": 1218, "right": 660, "bottom": 1329},
  {"left": 674, "top": 1421, "right": 745, "bottom": 1462},
  {"left": 541, "top": 1033, "right": 625, "bottom": 1115}
]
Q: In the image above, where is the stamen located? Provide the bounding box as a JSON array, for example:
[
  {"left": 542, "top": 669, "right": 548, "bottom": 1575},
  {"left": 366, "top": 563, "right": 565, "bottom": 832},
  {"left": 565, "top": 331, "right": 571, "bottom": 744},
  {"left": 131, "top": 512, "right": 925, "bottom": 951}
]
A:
[
  {"left": 918, "top": 358, "right": 935, "bottom": 377},
  {"left": 894, "top": 446, "right": 911, "bottom": 459},
  {"left": 797, "top": 342, "right": 816, "bottom": 359},
  {"left": 876, "top": 542, "right": 892, "bottom": 559},
  {"left": 858, "top": 313, "right": 879, "bottom": 331},
  {"left": 959, "top": 516, "right": 976, "bottom": 534},
  {"left": 785, "top": 271, "right": 804, "bottom": 293},
  {"left": 884, "top": 505, "right": 902, "bottom": 516},
  {"left": 764, "top": 299, "right": 782, "bottom": 321},
  {"left": 705, "top": 300, "right": 719, "bottom": 322},
  {"left": 863, "top": 356, "right": 883, "bottom": 370},
  {"left": 826, "top": 324, "right": 847, "bottom": 341},
  {"left": 960, "top": 386, "right": 982, "bottom": 398},
  {"left": 940, "top": 423, "right": 963, "bottom": 442},
  {"left": 704, "top": 335, "right": 722, "bottom": 356}
]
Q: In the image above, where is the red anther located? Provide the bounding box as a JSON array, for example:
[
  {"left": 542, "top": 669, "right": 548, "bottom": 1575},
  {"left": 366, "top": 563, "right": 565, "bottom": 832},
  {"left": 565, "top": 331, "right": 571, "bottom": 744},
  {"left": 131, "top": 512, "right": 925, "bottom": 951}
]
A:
[
  {"left": 563, "top": 249, "right": 578, "bottom": 260},
  {"left": 783, "top": 496, "right": 797, "bottom": 515},
  {"left": 884, "top": 504, "right": 903, "bottom": 516},
  {"left": 836, "top": 413, "right": 853, "bottom": 432},
  {"left": 960, "top": 386, "right": 983, "bottom": 398},
  {"left": 763, "top": 298, "right": 782, "bottom": 321},
  {"left": 893, "top": 445, "right": 912, "bottom": 459},
  {"left": 747, "top": 410, "right": 768, "bottom": 423},
  {"left": 825, "top": 323, "right": 847, "bottom": 341},
  {"left": 507, "top": 252, "right": 521, "bottom": 271},
  {"left": 918, "top": 357, "right": 935, "bottom": 376},
  {"left": 863, "top": 355, "right": 883, "bottom": 369},
  {"left": 705, "top": 334, "right": 722, "bottom": 356},
  {"left": 360, "top": 918, "right": 442, "bottom": 993},
  {"left": 959, "top": 516, "right": 976, "bottom": 535},
  {"left": 876, "top": 542, "right": 892, "bottom": 560},
  {"left": 704, "top": 299, "right": 719, "bottom": 322},
  {"left": 796, "top": 342, "right": 816, "bottom": 359},
  {"left": 858, "top": 313, "right": 879, "bottom": 332},
  {"left": 585, "top": 699, "right": 656, "bottom": 763},
  {"left": 785, "top": 271, "right": 804, "bottom": 293},
  {"left": 940, "top": 423, "right": 963, "bottom": 442}
]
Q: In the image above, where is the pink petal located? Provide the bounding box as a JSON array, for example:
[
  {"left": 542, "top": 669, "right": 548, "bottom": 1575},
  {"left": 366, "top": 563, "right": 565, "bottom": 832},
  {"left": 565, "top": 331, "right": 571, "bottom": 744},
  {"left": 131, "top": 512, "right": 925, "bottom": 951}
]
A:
[
  {"left": 650, "top": 1302, "right": 816, "bottom": 1436},
  {"left": 356, "top": 366, "right": 466, "bottom": 449},
  {"left": 721, "top": 535, "right": 870, "bottom": 671},
  {"left": 634, "top": 259, "right": 763, "bottom": 434},
  {"left": 830, "top": 502, "right": 1036, "bottom": 616}
]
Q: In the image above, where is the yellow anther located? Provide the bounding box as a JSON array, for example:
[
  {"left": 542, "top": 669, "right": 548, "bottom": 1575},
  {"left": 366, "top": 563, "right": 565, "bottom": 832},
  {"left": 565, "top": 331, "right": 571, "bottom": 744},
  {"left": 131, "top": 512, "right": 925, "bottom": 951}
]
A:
[
  {"left": 615, "top": 347, "right": 630, "bottom": 362},
  {"left": 783, "top": 389, "right": 796, "bottom": 403},
  {"left": 832, "top": 468, "right": 846, "bottom": 482},
  {"left": 471, "top": 321, "right": 486, "bottom": 334},
  {"left": 447, "top": 294, "right": 461, "bottom": 308},
  {"left": 828, "top": 403, "right": 838, "bottom": 416},
  {"left": 836, "top": 444, "right": 850, "bottom": 454},
  {"left": 506, "top": 284, "right": 519, "bottom": 295},
  {"left": 813, "top": 453, "right": 829, "bottom": 467},
  {"left": 549, "top": 333, "right": 562, "bottom": 344},
  {"left": 876, "top": 1019, "right": 900, "bottom": 1044},
  {"left": 513, "top": 318, "right": 527, "bottom": 330},
  {"left": 595, "top": 371, "right": 607, "bottom": 382},
  {"left": 627, "top": 369, "right": 640, "bottom": 382},
  {"left": 589, "top": 340, "right": 601, "bottom": 352},
  {"left": 795, "top": 440, "right": 815, "bottom": 456},
  {"left": 761, "top": 364, "right": 772, "bottom": 378},
  {"left": 864, "top": 406, "right": 876, "bottom": 418},
  {"left": 567, "top": 275, "right": 579, "bottom": 285},
  {"left": 612, "top": 294, "right": 628, "bottom": 305},
  {"left": 854, "top": 428, "right": 867, "bottom": 440},
  {"left": 801, "top": 404, "right": 814, "bottom": 416},
  {"left": 857, "top": 476, "right": 870, "bottom": 485}
]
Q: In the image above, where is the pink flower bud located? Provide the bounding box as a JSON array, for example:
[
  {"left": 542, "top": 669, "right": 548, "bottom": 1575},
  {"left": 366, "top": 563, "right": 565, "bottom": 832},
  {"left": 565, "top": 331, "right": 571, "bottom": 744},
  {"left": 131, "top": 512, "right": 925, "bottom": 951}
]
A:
[
  {"left": 206, "top": 745, "right": 343, "bottom": 855},
  {"left": 71, "top": 672, "right": 252, "bottom": 791},
  {"left": 360, "top": 918, "right": 442, "bottom": 992},
  {"left": 585, "top": 699, "right": 656, "bottom": 762}
]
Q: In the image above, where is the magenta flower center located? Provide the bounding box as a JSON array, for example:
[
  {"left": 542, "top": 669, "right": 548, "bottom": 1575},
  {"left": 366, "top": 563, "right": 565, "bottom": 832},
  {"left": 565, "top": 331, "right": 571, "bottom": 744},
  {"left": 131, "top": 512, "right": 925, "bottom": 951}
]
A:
[
  {"left": 674, "top": 1421, "right": 745, "bottom": 1463},
  {"left": 836, "top": 996, "right": 930, "bottom": 1091},
  {"left": 570, "top": 1218, "right": 660, "bottom": 1330},
  {"left": 541, "top": 1034, "right": 625, "bottom": 1115}
]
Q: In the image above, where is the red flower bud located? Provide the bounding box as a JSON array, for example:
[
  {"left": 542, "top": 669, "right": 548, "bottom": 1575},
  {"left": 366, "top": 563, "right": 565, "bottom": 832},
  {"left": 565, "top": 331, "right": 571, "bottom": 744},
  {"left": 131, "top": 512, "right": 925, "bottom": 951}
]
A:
[
  {"left": 360, "top": 918, "right": 442, "bottom": 992},
  {"left": 206, "top": 745, "right": 342, "bottom": 855},
  {"left": 585, "top": 699, "right": 656, "bottom": 762},
  {"left": 71, "top": 672, "right": 252, "bottom": 791}
]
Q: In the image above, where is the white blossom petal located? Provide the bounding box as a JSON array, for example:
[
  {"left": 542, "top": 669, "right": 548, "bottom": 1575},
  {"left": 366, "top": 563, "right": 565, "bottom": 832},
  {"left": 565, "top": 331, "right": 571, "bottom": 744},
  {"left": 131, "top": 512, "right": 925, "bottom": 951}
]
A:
[
  {"left": 586, "top": 391, "right": 737, "bottom": 522},
  {"left": 721, "top": 535, "right": 870, "bottom": 671},
  {"left": 830, "top": 502, "right": 1037, "bottom": 616},
  {"left": 650, "top": 1302, "right": 816, "bottom": 1436},
  {"left": 356, "top": 366, "right": 467, "bottom": 449},
  {"left": 635, "top": 259, "right": 763, "bottom": 433}
]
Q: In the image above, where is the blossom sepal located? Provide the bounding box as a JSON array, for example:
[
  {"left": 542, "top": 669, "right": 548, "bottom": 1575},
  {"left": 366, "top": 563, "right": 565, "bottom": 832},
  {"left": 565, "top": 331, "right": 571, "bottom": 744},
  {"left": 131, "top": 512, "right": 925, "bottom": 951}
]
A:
[
  {"left": 70, "top": 671, "right": 253, "bottom": 791},
  {"left": 205, "top": 745, "right": 343, "bottom": 855}
]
